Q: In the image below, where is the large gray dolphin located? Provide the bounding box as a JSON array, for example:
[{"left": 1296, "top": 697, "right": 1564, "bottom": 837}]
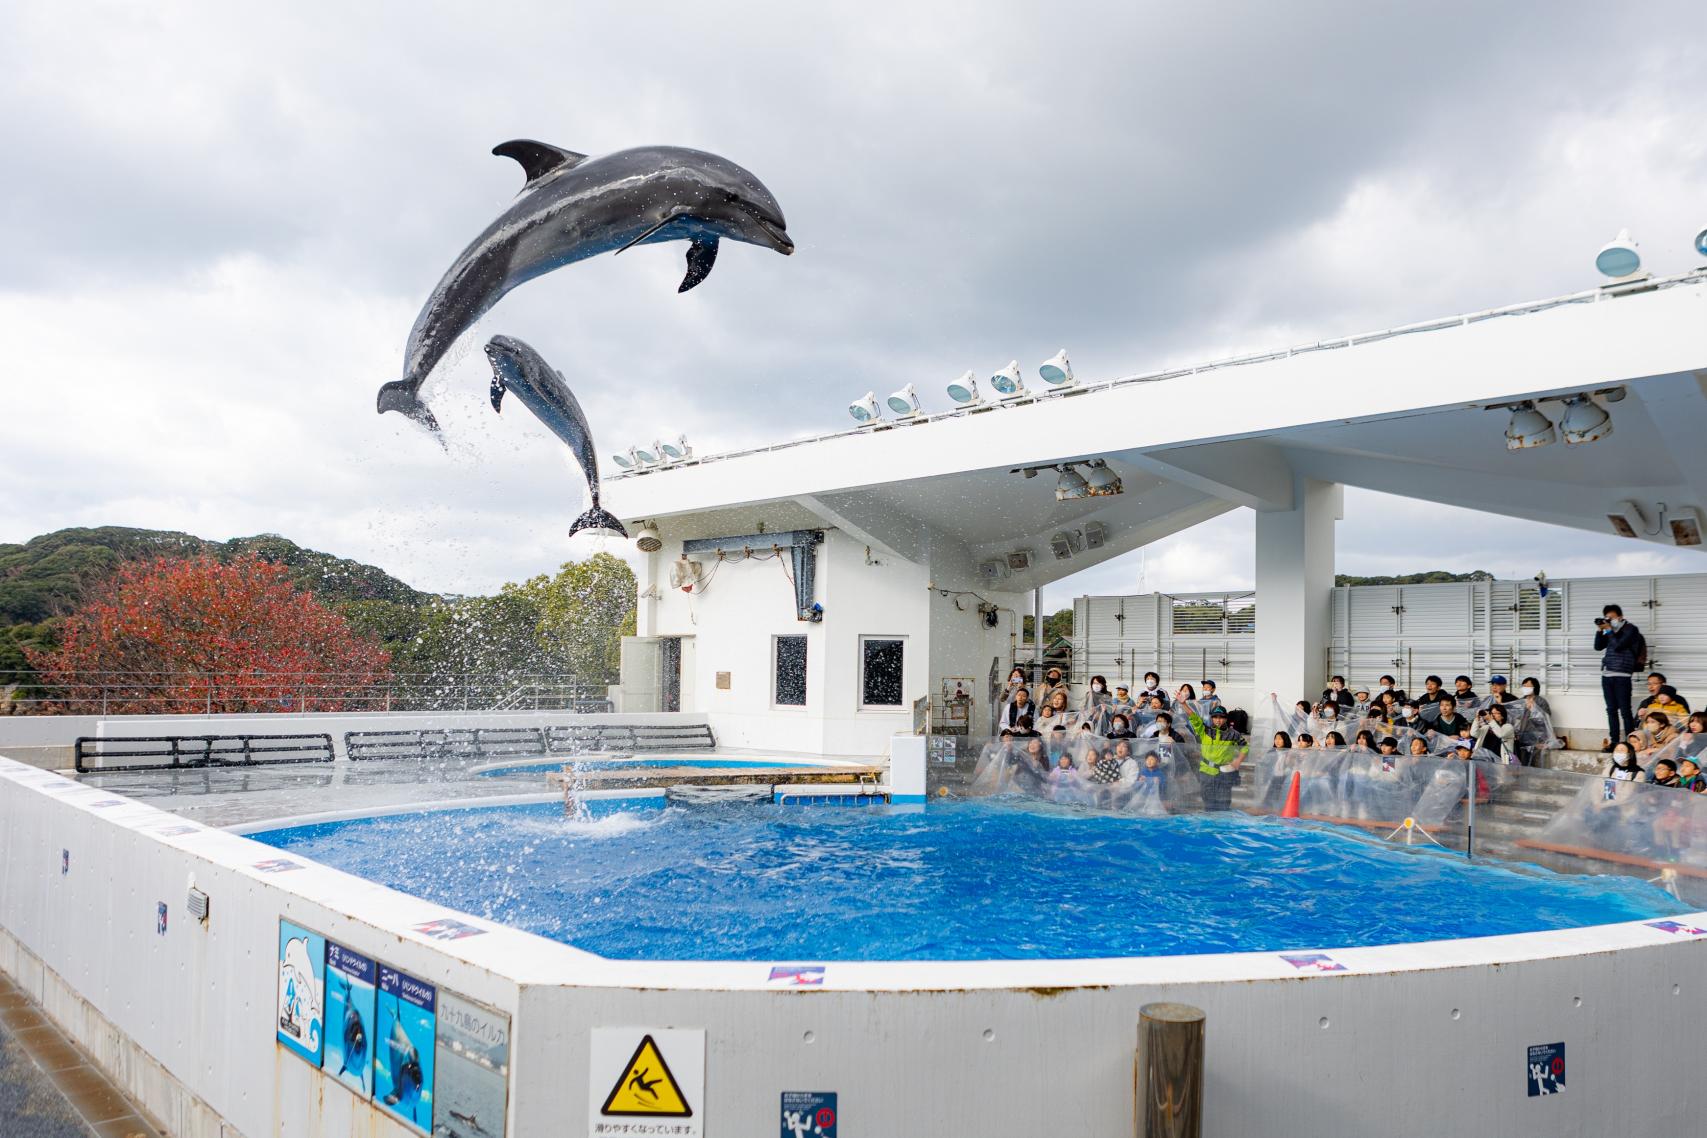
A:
[
  {"left": 484, "top": 335, "right": 627, "bottom": 540},
  {"left": 378, "top": 142, "right": 794, "bottom": 433}
]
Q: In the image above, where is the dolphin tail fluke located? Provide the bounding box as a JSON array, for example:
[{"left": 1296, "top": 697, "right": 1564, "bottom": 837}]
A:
[
  {"left": 569, "top": 504, "right": 628, "bottom": 539},
  {"left": 377, "top": 377, "right": 444, "bottom": 438}
]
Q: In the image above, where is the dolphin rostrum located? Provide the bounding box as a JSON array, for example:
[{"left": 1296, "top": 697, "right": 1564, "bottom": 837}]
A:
[
  {"left": 379, "top": 142, "right": 794, "bottom": 433},
  {"left": 484, "top": 335, "right": 628, "bottom": 540}
]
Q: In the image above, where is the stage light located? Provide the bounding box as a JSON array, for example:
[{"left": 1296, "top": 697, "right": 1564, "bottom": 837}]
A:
[
  {"left": 990, "top": 361, "right": 1027, "bottom": 399},
  {"left": 634, "top": 444, "right": 660, "bottom": 466},
  {"left": 1595, "top": 228, "right": 1641, "bottom": 279},
  {"left": 848, "top": 392, "right": 881, "bottom": 424},
  {"left": 1039, "top": 349, "right": 1075, "bottom": 388},
  {"left": 947, "top": 371, "right": 981, "bottom": 406},
  {"left": 1083, "top": 460, "right": 1123, "bottom": 495},
  {"left": 612, "top": 451, "right": 636, "bottom": 470},
  {"left": 1560, "top": 395, "right": 1613, "bottom": 445},
  {"left": 1503, "top": 402, "right": 1557, "bottom": 450},
  {"left": 1055, "top": 465, "right": 1091, "bottom": 501},
  {"left": 886, "top": 383, "right": 922, "bottom": 419},
  {"left": 658, "top": 436, "right": 692, "bottom": 462}
]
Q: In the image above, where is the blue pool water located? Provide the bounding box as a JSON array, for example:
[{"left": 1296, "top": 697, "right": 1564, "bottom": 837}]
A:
[{"left": 254, "top": 800, "right": 1686, "bottom": 961}]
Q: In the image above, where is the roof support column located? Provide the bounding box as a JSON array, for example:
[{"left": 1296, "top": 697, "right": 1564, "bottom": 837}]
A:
[{"left": 1254, "top": 477, "right": 1342, "bottom": 706}]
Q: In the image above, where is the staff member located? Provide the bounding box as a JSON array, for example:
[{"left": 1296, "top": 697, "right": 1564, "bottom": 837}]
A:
[{"left": 1594, "top": 604, "right": 1644, "bottom": 752}]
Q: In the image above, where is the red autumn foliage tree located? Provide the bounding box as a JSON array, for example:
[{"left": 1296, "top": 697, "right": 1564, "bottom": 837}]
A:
[{"left": 26, "top": 554, "right": 391, "bottom": 714}]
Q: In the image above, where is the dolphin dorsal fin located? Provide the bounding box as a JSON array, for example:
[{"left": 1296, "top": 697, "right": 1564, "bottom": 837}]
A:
[{"left": 491, "top": 139, "right": 588, "bottom": 187}]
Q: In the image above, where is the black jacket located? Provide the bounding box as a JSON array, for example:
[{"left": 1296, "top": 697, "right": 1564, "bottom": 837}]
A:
[
  {"left": 1594, "top": 622, "right": 1644, "bottom": 675},
  {"left": 1431, "top": 713, "right": 1473, "bottom": 738}
]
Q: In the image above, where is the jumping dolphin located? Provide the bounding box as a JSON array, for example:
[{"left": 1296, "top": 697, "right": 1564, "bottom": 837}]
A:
[
  {"left": 484, "top": 335, "right": 628, "bottom": 539},
  {"left": 378, "top": 142, "right": 794, "bottom": 433}
]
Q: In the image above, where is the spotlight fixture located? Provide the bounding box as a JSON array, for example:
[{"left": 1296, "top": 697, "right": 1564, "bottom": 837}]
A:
[
  {"left": 1006, "top": 549, "right": 1035, "bottom": 571},
  {"left": 1503, "top": 402, "right": 1557, "bottom": 450},
  {"left": 886, "top": 383, "right": 922, "bottom": 419},
  {"left": 990, "top": 360, "right": 1027, "bottom": 400},
  {"left": 634, "top": 444, "right": 660, "bottom": 466},
  {"left": 1083, "top": 521, "right": 1108, "bottom": 549},
  {"left": 1082, "top": 460, "right": 1123, "bottom": 496},
  {"left": 658, "top": 435, "right": 692, "bottom": 462},
  {"left": 1038, "top": 349, "right": 1075, "bottom": 388},
  {"left": 611, "top": 451, "right": 636, "bottom": 471},
  {"left": 1055, "top": 465, "right": 1091, "bottom": 501},
  {"left": 1695, "top": 225, "right": 1707, "bottom": 263},
  {"left": 848, "top": 392, "right": 882, "bottom": 425},
  {"left": 635, "top": 525, "right": 663, "bottom": 553},
  {"left": 946, "top": 371, "right": 982, "bottom": 406},
  {"left": 1560, "top": 395, "right": 1613, "bottom": 445},
  {"left": 1049, "top": 529, "right": 1084, "bottom": 560},
  {"left": 1595, "top": 228, "right": 1642, "bottom": 279}
]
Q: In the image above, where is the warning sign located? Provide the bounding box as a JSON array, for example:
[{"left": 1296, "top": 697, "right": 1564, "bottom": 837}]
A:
[{"left": 589, "top": 1028, "right": 705, "bottom": 1136}]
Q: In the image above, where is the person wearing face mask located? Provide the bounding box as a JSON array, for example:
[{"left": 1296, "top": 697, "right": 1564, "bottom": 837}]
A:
[
  {"left": 1593, "top": 604, "right": 1646, "bottom": 752},
  {"left": 1376, "top": 674, "right": 1408, "bottom": 705},
  {"left": 1517, "top": 677, "right": 1552, "bottom": 718},
  {"left": 1137, "top": 671, "right": 1169, "bottom": 709},
  {"left": 1322, "top": 676, "right": 1356, "bottom": 713},
  {"left": 1396, "top": 700, "right": 1426, "bottom": 739},
  {"left": 1605, "top": 742, "right": 1644, "bottom": 781}
]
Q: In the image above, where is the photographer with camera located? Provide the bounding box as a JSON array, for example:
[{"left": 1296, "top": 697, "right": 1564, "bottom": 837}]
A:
[{"left": 1594, "top": 603, "right": 1646, "bottom": 752}]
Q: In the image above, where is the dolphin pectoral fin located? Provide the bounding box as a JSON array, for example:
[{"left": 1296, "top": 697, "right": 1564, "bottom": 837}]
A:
[
  {"left": 492, "top": 139, "right": 588, "bottom": 187},
  {"left": 489, "top": 375, "right": 507, "bottom": 413},
  {"left": 613, "top": 211, "right": 686, "bottom": 255},
  {"left": 680, "top": 237, "right": 719, "bottom": 292}
]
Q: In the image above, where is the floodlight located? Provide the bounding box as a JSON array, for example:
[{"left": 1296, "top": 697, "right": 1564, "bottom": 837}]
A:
[
  {"left": 990, "top": 360, "right": 1026, "bottom": 399},
  {"left": 1083, "top": 460, "right": 1123, "bottom": 495},
  {"left": 1595, "top": 228, "right": 1641, "bottom": 279},
  {"left": 658, "top": 435, "right": 692, "bottom": 462},
  {"left": 848, "top": 392, "right": 882, "bottom": 424},
  {"left": 1038, "top": 349, "right": 1075, "bottom": 388},
  {"left": 946, "top": 371, "right": 981, "bottom": 406},
  {"left": 1006, "top": 549, "right": 1034, "bottom": 571},
  {"left": 634, "top": 444, "right": 660, "bottom": 466},
  {"left": 886, "top": 383, "right": 922, "bottom": 419},
  {"left": 1503, "top": 402, "right": 1556, "bottom": 450},
  {"left": 611, "top": 451, "right": 636, "bottom": 471},
  {"left": 1083, "top": 521, "right": 1108, "bottom": 549},
  {"left": 1049, "top": 530, "right": 1084, "bottom": 559},
  {"left": 1055, "top": 465, "right": 1091, "bottom": 501},
  {"left": 1560, "top": 395, "right": 1613, "bottom": 445}
]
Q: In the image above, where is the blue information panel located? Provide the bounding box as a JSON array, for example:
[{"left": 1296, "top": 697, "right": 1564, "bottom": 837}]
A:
[
  {"left": 276, "top": 920, "right": 326, "bottom": 1066},
  {"left": 781, "top": 1091, "right": 837, "bottom": 1137},
  {"left": 323, "top": 941, "right": 377, "bottom": 1099},
  {"left": 376, "top": 964, "right": 437, "bottom": 1134},
  {"left": 1527, "top": 1042, "right": 1566, "bottom": 1097}
]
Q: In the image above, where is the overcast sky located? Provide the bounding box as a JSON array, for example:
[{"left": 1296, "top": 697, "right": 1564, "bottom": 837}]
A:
[{"left": 4, "top": 1, "right": 1707, "bottom": 607}]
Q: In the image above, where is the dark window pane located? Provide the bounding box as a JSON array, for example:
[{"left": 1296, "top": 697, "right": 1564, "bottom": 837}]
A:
[
  {"left": 861, "top": 638, "right": 905, "bottom": 706},
  {"left": 775, "top": 635, "right": 808, "bottom": 706}
]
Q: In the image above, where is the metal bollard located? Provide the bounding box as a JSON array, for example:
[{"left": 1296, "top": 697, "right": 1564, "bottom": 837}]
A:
[{"left": 1135, "top": 1002, "right": 1204, "bottom": 1138}]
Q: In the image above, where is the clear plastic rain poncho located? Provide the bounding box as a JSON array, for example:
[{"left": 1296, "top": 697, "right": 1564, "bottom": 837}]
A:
[
  {"left": 1531, "top": 758, "right": 1707, "bottom": 873},
  {"left": 964, "top": 728, "right": 1233, "bottom": 816}
]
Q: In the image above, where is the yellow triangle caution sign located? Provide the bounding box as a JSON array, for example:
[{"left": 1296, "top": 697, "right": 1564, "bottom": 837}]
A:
[{"left": 600, "top": 1033, "right": 694, "bottom": 1117}]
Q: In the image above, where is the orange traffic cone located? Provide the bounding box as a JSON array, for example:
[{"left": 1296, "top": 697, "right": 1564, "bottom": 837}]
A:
[{"left": 1280, "top": 770, "right": 1302, "bottom": 819}]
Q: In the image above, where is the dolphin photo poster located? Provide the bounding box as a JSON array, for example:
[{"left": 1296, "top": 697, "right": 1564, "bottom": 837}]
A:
[
  {"left": 322, "top": 941, "right": 377, "bottom": 1099},
  {"left": 276, "top": 919, "right": 326, "bottom": 1066},
  {"left": 375, "top": 963, "right": 437, "bottom": 1134},
  {"left": 433, "top": 990, "right": 511, "bottom": 1138}
]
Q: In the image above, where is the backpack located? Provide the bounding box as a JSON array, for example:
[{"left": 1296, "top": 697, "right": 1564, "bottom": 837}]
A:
[{"left": 1634, "top": 629, "right": 1649, "bottom": 672}]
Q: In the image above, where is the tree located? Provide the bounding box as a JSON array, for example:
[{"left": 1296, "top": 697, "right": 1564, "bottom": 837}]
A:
[
  {"left": 26, "top": 554, "right": 391, "bottom": 714},
  {"left": 514, "top": 553, "right": 637, "bottom": 680}
]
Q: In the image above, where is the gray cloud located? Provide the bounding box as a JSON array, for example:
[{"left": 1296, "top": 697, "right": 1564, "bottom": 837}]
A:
[{"left": 3, "top": 1, "right": 1705, "bottom": 598}]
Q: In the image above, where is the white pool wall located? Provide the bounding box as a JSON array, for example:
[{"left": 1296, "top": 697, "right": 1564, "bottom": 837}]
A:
[{"left": 3, "top": 752, "right": 1706, "bottom": 1136}]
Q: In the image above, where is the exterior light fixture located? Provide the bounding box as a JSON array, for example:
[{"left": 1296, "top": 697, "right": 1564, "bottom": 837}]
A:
[
  {"left": 886, "top": 383, "right": 922, "bottom": 419},
  {"left": 1055, "top": 465, "right": 1092, "bottom": 501},
  {"left": 990, "top": 361, "right": 1027, "bottom": 400},
  {"left": 1083, "top": 521, "right": 1108, "bottom": 549},
  {"left": 1560, "top": 395, "right": 1613, "bottom": 445},
  {"left": 1039, "top": 349, "right": 1075, "bottom": 388},
  {"left": 1049, "top": 529, "right": 1084, "bottom": 559},
  {"left": 848, "top": 392, "right": 882, "bottom": 424},
  {"left": 946, "top": 371, "right": 981, "bottom": 406},
  {"left": 1503, "top": 402, "right": 1557, "bottom": 450},
  {"left": 1695, "top": 225, "right": 1707, "bottom": 262},
  {"left": 658, "top": 436, "right": 692, "bottom": 462},
  {"left": 634, "top": 444, "right": 660, "bottom": 466},
  {"left": 1082, "top": 460, "right": 1123, "bottom": 496},
  {"left": 1595, "top": 228, "right": 1641, "bottom": 279},
  {"left": 611, "top": 451, "right": 636, "bottom": 471},
  {"left": 635, "top": 525, "right": 663, "bottom": 553}
]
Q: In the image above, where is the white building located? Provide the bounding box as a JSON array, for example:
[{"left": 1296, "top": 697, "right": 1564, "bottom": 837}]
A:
[{"left": 605, "top": 270, "right": 1707, "bottom": 754}]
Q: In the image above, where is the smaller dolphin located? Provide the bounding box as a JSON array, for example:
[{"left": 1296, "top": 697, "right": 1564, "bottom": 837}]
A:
[
  {"left": 382, "top": 1013, "right": 425, "bottom": 1123},
  {"left": 484, "top": 335, "right": 628, "bottom": 539}
]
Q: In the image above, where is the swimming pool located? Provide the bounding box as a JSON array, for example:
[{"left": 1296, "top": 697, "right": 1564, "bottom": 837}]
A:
[{"left": 252, "top": 798, "right": 1687, "bottom": 961}]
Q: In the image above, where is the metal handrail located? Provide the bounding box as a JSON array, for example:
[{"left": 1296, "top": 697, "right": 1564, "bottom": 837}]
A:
[{"left": 73, "top": 733, "right": 336, "bottom": 773}]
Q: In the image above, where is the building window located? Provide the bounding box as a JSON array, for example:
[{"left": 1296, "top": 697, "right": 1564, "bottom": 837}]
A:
[
  {"left": 860, "top": 636, "right": 905, "bottom": 707},
  {"left": 774, "top": 635, "right": 808, "bottom": 706}
]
